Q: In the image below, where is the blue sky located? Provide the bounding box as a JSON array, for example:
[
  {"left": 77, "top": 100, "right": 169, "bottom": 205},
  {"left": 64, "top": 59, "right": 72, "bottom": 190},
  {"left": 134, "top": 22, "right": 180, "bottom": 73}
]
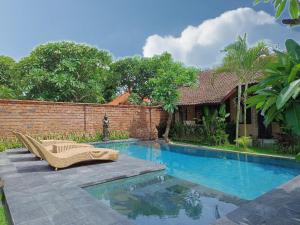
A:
[{"left": 0, "top": 0, "right": 299, "bottom": 68}]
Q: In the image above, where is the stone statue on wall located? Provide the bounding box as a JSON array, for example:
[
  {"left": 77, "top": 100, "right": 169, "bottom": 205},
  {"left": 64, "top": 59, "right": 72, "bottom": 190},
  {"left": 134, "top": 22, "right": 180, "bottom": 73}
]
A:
[{"left": 102, "top": 113, "right": 109, "bottom": 142}]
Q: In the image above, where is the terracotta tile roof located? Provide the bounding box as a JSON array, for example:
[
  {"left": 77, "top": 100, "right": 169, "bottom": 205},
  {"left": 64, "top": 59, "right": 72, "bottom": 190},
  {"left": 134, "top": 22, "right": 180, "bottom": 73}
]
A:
[
  {"left": 107, "top": 92, "right": 131, "bottom": 105},
  {"left": 108, "top": 92, "right": 151, "bottom": 105},
  {"left": 178, "top": 70, "right": 260, "bottom": 105}
]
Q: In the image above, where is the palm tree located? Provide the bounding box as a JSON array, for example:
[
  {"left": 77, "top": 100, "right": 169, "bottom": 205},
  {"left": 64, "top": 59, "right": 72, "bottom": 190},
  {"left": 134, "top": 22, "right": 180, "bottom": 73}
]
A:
[{"left": 215, "top": 34, "right": 269, "bottom": 145}]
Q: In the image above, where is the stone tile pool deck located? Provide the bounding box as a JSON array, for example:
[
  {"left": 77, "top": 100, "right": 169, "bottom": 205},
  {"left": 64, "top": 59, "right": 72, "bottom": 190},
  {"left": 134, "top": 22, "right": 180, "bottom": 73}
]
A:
[
  {"left": 1, "top": 144, "right": 300, "bottom": 225},
  {"left": 0, "top": 147, "right": 165, "bottom": 225},
  {"left": 213, "top": 175, "right": 300, "bottom": 225}
]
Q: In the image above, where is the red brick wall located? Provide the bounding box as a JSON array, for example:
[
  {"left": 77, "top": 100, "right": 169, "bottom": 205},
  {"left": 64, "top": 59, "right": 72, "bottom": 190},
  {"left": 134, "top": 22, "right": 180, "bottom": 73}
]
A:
[{"left": 0, "top": 99, "right": 168, "bottom": 140}]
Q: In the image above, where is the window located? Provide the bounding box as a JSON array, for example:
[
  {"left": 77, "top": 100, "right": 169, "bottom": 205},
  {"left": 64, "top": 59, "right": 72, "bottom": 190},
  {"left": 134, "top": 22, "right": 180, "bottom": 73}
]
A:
[
  {"left": 179, "top": 106, "right": 187, "bottom": 122},
  {"left": 225, "top": 100, "right": 231, "bottom": 122},
  {"left": 195, "top": 105, "right": 202, "bottom": 120}
]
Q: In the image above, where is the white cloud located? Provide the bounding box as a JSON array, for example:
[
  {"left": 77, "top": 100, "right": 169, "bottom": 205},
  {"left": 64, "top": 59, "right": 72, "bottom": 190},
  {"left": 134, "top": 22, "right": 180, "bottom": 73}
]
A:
[{"left": 143, "top": 7, "right": 300, "bottom": 68}]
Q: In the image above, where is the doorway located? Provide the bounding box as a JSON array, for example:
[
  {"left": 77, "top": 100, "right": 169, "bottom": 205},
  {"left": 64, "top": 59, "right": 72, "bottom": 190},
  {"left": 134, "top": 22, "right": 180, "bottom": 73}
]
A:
[{"left": 257, "top": 112, "right": 272, "bottom": 139}]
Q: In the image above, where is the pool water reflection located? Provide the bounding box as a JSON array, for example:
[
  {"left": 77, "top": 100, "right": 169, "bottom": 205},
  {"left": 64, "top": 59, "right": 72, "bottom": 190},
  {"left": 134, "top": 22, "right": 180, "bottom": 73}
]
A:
[{"left": 85, "top": 171, "right": 244, "bottom": 225}]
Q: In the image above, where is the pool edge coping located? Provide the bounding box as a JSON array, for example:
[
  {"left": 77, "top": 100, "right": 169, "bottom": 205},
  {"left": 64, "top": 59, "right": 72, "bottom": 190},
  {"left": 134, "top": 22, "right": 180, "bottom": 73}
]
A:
[
  {"left": 169, "top": 141, "right": 297, "bottom": 161},
  {"left": 88, "top": 138, "right": 139, "bottom": 145},
  {"left": 79, "top": 166, "right": 166, "bottom": 188},
  {"left": 92, "top": 138, "right": 297, "bottom": 161}
]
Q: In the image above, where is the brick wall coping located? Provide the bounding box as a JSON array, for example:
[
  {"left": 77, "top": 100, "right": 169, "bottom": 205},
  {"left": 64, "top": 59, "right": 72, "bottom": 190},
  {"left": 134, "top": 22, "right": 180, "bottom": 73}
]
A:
[{"left": 0, "top": 99, "right": 162, "bottom": 109}]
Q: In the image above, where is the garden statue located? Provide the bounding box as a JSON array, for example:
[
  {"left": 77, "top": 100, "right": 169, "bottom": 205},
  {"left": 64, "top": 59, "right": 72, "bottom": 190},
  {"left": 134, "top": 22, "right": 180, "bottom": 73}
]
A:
[{"left": 102, "top": 113, "right": 110, "bottom": 141}]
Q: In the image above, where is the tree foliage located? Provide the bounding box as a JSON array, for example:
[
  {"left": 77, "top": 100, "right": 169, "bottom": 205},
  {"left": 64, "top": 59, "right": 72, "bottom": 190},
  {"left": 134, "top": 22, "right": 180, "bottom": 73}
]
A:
[
  {"left": 150, "top": 53, "right": 198, "bottom": 113},
  {"left": 0, "top": 56, "right": 17, "bottom": 98},
  {"left": 0, "top": 56, "right": 16, "bottom": 86},
  {"left": 17, "top": 42, "right": 112, "bottom": 103},
  {"left": 150, "top": 53, "right": 198, "bottom": 141},
  {"left": 0, "top": 85, "right": 16, "bottom": 99},
  {"left": 255, "top": 0, "right": 300, "bottom": 25},
  {"left": 247, "top": 39, "right": 300, "bottom": 135},
  {"left": 215, "top": 34, "right": 269, "bottom": 144},
  {"left": 111, "top": 56, "right": 158, "bottom": 103}
]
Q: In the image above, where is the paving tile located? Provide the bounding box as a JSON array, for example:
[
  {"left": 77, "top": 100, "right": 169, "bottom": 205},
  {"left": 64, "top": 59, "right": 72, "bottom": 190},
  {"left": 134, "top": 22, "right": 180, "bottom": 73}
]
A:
[
  {"left": 8, "top": 201, "right": 47, "bottom": 225},
  {"left": 0, "top": 165, "right": 17, "bottom": 176},
  {"left": 213, "top": 217, "right": 238, "bottom": 225},
  {"left": 213, "top": 177, "right": 300, "bottom": 225},
  {"left": 15, "top": 217, "right": 54, "bottom": 225},
  {"left": 50, "top": 208, "right": 86, "bottom": 225},
  {"left": 76, "top": 205, "right": 127, "bottom": 225}
]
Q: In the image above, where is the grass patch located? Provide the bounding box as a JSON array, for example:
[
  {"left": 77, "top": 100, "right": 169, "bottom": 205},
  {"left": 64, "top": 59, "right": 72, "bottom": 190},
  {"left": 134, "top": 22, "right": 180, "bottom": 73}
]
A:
[
  {"left": 0, "top": 193, "right": 9, "bottom": 225},
  {"left": 212, "top": 144, "right": 296, "bottom": 158},
  {"left": 0, "top": 138, "right": 22, "bottom": 152},
  {"left": 0, "top": 206, "right": 8, "bottom": 225},
  {"left": 172, "top": 140, "right": 296, "bottom": 158}
]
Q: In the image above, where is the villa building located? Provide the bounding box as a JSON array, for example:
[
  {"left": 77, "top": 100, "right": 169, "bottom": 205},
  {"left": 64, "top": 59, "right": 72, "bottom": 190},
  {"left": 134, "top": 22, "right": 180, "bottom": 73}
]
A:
[{"left": 175, "top": 70, "right": 281, "bottom": 139}]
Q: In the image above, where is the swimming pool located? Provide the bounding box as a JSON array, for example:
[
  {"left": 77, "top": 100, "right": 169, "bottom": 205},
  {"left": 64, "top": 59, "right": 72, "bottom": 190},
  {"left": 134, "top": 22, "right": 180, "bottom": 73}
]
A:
[
  {"left": 94, "top": 141, "right": 300, "bottom": 200},
  {"left": 85, "top": 171, "right": 246, "bottom": 225}
]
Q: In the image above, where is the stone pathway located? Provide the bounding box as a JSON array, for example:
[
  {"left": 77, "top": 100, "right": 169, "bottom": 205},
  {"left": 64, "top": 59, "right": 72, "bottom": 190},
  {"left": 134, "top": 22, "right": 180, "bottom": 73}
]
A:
[{"left": 0, "top": 148, "right": 165, "bottom": 225}]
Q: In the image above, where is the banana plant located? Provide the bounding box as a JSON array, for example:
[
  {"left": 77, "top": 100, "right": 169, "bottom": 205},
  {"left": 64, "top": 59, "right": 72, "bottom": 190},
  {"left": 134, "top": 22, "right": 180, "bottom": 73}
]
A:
[
  {"left": 247, "top": 39, "right": 300, "bottom": 135},
  {"left": 202, "top": 104, "right": 230, "bottom": 145},
  {"left": 254, "top": 0, "right": 300, "bottom": 26}
]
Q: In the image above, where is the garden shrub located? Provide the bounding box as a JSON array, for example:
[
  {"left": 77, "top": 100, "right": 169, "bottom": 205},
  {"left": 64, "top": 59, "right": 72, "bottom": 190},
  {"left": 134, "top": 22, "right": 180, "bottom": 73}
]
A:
[
  {"left": 170, "top": 122, "right": 228, "bottom": 146},
  {"left": 170, "top": 122, "right": 205, "bottom": 143},
  {"left": 0, "top": 138, "right": 22, "bottom": 152},
  {"left": 170, "top": 105, "right": 230, "bottom": 146},
  {"left": 202, "top": 104, "right": 229, "bottom": 145},
  {"left": 235, "top": 136, "right": 252, "bottom": 151},
  {"left": 0, "top": 130, "right": 130, "bottom": 152},
  {"left": 109, "top": 130, "right": 130, "bottom": 140},
  {"left": 275, "top": 129, "right": 300, "bottom": 155}
]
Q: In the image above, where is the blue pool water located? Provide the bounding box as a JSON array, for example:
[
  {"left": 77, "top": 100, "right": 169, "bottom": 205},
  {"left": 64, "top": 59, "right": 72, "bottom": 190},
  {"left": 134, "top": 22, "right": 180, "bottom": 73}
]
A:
[{"left": 95, "top": 141, "right": 300, "bottom": 200}]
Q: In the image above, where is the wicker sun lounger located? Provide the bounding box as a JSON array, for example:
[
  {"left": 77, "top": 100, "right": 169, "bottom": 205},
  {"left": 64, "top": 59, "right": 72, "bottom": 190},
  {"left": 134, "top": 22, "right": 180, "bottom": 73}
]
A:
[
  {"left": 13, "top": 132, "right": 45, "bottom": 158},
  {"left": 26, "top": 135, "right": 119, "bottom": 170},
  {"left": 13, "top": 131, "right": 77, "bottom": 145},
  {"left": 13, "top": 132, "right": 92, "bottom": 159}
]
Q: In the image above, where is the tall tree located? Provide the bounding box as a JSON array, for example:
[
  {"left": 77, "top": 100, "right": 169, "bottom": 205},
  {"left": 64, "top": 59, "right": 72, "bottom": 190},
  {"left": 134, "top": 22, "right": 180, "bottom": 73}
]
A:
[
  {"left": 150, "top": 53, "right": 198, "bottom": 142},
  {"left": 111, "top": 56, "right": 157, "bottom": 103},
  {"left": 0, "top": 56, "right": 15, "bottom": 86},
  {"left": 16, "top": 41, "right": 112, "bottom": 103},
  {"left": 111, "top": 57, "right": 141, "bottom": 93},
  {"left": 215, "top": 34, "right": 269, "bottom": 143},
  {"left": 0, "top": 56, "right": 17, "bottom": 98}
]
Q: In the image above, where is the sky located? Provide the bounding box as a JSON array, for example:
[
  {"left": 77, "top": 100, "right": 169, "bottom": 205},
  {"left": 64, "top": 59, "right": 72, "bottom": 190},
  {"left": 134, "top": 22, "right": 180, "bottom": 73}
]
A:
[{"left": 0, "top": 0, "right": 299, "bottom": 68}]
